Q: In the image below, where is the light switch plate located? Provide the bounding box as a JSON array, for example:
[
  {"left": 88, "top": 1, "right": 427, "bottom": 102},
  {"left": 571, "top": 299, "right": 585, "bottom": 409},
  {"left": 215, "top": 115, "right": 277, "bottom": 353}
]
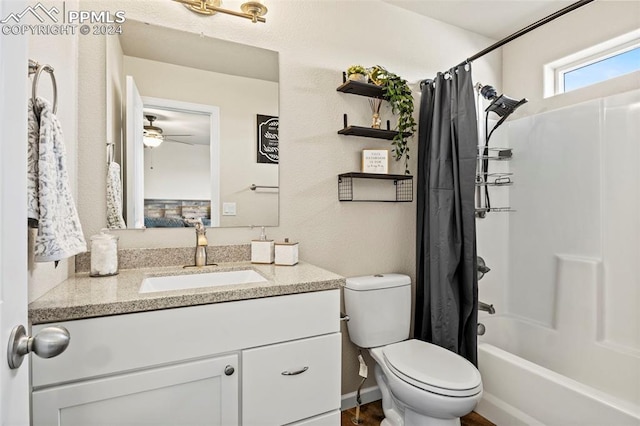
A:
[{"left": 222, "top": 202, "right": 236, "bottom": 216}]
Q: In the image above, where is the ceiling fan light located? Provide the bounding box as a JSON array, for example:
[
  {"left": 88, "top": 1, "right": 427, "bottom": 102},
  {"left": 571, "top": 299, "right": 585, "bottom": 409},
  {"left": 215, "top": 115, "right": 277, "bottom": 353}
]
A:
[{"left": 143, "top": 132, "right": 164, "bottom": 148}]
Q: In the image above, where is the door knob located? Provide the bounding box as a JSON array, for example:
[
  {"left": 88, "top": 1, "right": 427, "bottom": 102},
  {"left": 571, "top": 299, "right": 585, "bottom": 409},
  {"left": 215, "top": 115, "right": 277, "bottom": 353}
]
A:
[{"left": 7, "top": 324, "right": 70, "bottom": 369}]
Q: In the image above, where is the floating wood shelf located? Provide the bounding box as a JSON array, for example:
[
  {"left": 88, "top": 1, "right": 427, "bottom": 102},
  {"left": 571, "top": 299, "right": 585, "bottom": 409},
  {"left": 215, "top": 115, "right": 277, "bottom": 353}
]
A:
[
  {"left": 336, "top": 79, "right": 385, "bottom": 99},
  {"left": 338, "top": 125, "right": 404, "bottom": 140},
  {"left": 338, "top": 172, "right": 413, "bottom": 202}
]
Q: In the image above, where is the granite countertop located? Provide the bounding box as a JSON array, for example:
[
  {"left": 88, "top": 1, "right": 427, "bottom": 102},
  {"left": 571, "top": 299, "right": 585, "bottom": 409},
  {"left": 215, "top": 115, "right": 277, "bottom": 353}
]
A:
[{"left": 29, "top": 261, "right": 345, "bottom": 324}]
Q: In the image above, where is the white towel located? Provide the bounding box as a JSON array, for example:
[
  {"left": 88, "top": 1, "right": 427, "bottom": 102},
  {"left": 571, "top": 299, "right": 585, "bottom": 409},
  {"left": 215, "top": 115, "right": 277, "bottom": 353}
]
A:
[
  {"left": 106, "top": 161, "right": 126, "bottom": 229},
  {"left": 28, "top": 97, "right": 87, "bottom": 262}
]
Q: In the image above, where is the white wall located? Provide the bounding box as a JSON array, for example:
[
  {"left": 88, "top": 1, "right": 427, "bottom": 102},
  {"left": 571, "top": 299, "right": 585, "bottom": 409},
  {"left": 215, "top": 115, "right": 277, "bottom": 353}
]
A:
[
  {"left": 76, "top": 0, "right": 500, "bottom": 393},
  {"left": 144, "top": 143, "right": 210, "bottom": 200},
  {"left": 27, "top": 0, "right": 80, "bottom": 302},
  {"left": 502, "top": 1, "right": 640, "bottom": 117},
  {"left": 123, "top": 56, "right": 279, "bottom": 227}
]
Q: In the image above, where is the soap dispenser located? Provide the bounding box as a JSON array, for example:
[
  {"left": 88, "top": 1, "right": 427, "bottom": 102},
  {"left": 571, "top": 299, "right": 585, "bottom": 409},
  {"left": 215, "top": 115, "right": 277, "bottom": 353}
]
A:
[
  {"left": 251, "top": 227, "right": 274, "bottom": 264},
  {"left": 275, "top": 238, "right": 299, "bottom": 266}
]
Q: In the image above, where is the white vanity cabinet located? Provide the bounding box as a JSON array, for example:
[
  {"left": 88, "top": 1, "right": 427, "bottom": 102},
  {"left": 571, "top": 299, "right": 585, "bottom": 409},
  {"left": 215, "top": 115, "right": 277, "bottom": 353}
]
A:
[{"left": 31, "top": 289, "right": 341, "bottom": 426}]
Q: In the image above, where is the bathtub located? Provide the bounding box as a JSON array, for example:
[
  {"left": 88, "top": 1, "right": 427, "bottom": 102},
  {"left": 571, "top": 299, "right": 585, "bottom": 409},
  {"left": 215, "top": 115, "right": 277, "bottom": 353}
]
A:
[{"left": 475, "top": 316, "right": 640, "bottom": 425}]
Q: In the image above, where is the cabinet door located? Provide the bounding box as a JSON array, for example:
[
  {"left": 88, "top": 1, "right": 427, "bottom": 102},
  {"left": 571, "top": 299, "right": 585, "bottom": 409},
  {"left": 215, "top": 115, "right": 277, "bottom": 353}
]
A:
[
  {"left": 32, "top": 354, "right": 238, "bottom": 426},
  {"left": 243, "top": 333, "right": 341, "bottom": 425},
  {"left": 286, "top": 410, "right": 340, "bottom": 425}
]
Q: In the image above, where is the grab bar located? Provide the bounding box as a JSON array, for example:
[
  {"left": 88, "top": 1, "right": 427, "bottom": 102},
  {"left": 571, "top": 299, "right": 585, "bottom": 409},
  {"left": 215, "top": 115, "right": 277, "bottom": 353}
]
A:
[{"left": 250, "top": 184, "right": 279, "bottom": 191}]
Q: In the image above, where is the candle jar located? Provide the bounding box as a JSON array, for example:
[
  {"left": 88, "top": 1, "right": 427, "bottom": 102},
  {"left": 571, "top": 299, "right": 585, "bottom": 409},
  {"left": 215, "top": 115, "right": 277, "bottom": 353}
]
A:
[{"left": 90, "top": 230, "right": 119, "bottom": 277}]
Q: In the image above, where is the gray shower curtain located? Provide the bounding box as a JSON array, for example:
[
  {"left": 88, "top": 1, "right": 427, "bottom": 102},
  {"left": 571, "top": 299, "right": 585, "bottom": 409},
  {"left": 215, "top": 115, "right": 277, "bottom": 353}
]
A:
[{"left": 415, "top": 64, "right": 479, "bottom": 366}]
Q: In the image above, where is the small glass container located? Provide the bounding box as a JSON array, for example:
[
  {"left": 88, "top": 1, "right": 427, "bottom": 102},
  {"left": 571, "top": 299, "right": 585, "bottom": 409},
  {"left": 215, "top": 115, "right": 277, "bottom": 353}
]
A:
[{"left": 90, "top": 230, "right": 119, "bottom": 277}]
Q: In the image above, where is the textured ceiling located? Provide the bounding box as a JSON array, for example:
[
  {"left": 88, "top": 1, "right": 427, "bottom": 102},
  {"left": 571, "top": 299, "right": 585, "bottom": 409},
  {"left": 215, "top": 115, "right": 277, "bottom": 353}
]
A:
[{"left": 381, "top": 0, "right": 576, "bottom": 40}]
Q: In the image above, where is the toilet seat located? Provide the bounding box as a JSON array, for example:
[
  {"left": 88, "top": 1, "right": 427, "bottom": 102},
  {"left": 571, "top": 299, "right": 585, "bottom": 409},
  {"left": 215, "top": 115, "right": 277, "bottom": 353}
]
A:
[{"left": 382, "top": 339, "right": 482, "bottom": 397}]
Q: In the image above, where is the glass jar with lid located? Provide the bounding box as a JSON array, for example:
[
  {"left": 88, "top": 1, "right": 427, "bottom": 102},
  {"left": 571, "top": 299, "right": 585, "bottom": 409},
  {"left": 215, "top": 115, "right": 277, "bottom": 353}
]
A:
[{"left": 90, "top": 229, "right": 119, "bottom": 277}]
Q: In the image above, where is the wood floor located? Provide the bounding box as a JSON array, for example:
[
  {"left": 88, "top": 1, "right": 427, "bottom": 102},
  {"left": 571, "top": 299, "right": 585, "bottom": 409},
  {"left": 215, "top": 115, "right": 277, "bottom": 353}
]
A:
[{"left": 340, "top": 400, "right": 495, "bottom": 426}]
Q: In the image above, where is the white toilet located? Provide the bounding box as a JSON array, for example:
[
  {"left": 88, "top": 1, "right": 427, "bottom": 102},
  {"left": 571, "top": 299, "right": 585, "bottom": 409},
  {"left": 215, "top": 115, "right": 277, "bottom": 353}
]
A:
[{"left": 344, "top": 274, "right": 483, "bottom": 426}]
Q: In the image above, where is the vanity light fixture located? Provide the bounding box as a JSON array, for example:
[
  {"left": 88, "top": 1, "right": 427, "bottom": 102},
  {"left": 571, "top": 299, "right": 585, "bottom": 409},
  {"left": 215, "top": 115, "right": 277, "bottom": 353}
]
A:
[{"left": 173, "top": 0, "right": 267, "bottom": 23}]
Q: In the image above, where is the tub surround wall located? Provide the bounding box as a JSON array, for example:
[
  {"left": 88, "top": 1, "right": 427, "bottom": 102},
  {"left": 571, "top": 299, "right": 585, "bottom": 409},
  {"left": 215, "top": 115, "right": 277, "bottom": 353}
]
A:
[
  {"left": 75, "top": 0, "right": 501, "bottom": 394},
  {"left": 488, "top": 90, "right": 640, "bottom": 408}
]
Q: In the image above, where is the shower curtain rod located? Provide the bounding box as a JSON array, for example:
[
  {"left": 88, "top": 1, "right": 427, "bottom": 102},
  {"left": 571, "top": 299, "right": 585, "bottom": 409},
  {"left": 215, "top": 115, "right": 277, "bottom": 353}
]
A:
[{"left": 456, "top": 0, "right": 594, "bottom": 67}]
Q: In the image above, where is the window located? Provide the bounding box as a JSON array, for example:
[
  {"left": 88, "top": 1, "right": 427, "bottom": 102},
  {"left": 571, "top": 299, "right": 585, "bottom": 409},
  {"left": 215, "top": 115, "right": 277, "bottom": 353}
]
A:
[
  {"left": 545, "top": 31, "right": 640, "bottom": 97},
  {"left": 560, "top": 45, "right": 640, "bottom": 93}
]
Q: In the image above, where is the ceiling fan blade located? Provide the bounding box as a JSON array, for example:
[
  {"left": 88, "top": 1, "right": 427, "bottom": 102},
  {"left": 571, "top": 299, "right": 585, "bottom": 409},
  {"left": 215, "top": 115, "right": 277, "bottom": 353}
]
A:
[{"left": 165, "top": 138, "right": 195, "bottom": 146}]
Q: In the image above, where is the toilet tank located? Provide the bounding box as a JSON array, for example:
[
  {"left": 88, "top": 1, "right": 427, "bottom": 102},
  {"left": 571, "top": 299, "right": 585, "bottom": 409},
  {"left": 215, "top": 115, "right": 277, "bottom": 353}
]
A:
[{"left": 344, "top": 274, "right": 411, "bottom": 348}]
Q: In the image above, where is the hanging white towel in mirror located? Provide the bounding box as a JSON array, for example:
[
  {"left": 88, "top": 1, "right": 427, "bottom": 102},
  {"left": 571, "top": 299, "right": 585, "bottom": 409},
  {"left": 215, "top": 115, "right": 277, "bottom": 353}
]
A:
[{"left": 106, "top": 161, "right": 126, "bottom": 229}]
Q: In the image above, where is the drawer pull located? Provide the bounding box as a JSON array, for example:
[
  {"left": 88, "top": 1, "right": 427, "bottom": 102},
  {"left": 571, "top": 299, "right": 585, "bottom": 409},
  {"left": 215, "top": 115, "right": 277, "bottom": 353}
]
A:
[{"left": 281, "top": 366, "right": 309, "bottom": 376}]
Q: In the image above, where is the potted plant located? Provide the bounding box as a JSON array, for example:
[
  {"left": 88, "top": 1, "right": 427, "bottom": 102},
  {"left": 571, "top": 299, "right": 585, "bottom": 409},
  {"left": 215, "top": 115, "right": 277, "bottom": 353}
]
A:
[
  {"left": 368, "top": 65, "right": 416, "bottom": 174},
  {"left": 346, "top": 65, "right": 367, "bottom": 82}
]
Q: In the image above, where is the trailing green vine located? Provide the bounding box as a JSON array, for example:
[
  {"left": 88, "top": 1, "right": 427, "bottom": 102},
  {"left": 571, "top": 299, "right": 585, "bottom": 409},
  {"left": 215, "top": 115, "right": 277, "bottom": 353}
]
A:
[{"left": 368, "top": 65, "right": 416, "bottom": 174}]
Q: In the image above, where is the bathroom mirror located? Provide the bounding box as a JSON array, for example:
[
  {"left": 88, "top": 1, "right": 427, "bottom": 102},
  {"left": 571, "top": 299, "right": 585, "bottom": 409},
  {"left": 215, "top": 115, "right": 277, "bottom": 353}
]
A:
[{"left": 106, "top": 20, "right": 279, "bottom": 229}]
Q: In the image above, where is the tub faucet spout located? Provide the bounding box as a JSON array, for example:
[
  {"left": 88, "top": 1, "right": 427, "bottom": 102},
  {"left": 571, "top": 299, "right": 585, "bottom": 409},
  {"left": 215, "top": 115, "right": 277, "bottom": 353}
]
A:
[
  {"left": 194, "top": 222, "right": 208, "bottom": 267},
  {"left": 478, "top": 301, "right": 495, "bottom": 315}
]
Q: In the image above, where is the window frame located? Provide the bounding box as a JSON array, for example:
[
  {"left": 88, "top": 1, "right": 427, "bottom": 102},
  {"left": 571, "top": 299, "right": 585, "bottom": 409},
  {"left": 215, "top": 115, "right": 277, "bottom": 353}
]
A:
[{"left": 544, "top": 30, "right": 640, "bottom": 98}]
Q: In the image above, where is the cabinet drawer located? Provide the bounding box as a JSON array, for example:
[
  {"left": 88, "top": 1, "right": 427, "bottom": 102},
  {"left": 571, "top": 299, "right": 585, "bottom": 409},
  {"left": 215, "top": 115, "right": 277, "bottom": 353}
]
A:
[{"left": 242, "top": 333, "right": 341, "bottom": 425}]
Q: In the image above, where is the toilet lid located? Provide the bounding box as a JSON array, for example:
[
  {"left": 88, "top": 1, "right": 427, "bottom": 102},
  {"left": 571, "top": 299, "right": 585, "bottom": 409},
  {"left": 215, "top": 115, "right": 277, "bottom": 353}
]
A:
[{"left": 382, "top": 340, "right": 482, "bottom": 397}]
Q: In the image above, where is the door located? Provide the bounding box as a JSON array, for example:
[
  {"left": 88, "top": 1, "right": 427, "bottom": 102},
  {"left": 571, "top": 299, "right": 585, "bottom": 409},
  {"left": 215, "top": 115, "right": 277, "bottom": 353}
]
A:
[
  {"left": 125, "top": 76, "right": 144, "bottom": 228},
  {"left": 32, "top": 354, "right": 239, "bottom": 426},
  {"left": 0, "top": 0, "right": 30, "bottom": 424}
]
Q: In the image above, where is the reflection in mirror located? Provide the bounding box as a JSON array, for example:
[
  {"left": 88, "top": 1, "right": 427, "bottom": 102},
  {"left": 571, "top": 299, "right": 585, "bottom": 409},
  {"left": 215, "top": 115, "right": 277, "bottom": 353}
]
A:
[{"left": 106, "top": 20, "right": 279, "bottom": 229}]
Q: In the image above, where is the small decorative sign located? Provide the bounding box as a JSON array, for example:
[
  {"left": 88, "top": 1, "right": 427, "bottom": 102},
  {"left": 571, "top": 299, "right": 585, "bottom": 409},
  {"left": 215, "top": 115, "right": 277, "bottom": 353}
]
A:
[
  {"left": 257, "top": 114, "right": 279, "bottom": 164},
  {"left": 362, "top": 149, "right": 388, "bottom": 174}
]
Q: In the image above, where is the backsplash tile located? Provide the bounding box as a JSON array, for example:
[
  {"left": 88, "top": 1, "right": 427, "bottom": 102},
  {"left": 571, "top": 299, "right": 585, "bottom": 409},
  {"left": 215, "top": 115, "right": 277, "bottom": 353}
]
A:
[{"left": 76, "top": 245, "right": 251, "bottom": 272}]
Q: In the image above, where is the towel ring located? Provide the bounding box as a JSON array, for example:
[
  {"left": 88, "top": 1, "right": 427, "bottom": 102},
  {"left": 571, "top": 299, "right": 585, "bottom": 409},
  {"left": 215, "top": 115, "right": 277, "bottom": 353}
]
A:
[{"left": 29, "top": 60, "right": 58, "bottom": 114}]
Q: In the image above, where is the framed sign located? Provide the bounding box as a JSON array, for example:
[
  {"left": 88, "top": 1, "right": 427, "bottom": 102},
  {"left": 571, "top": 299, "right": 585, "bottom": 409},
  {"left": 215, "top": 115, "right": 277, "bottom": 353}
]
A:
[
  {"left": 257, "top": 114, "right": 279, "bottom": 164},
  {"left": 362, "top": 149, "right": 389, "bottom": 174}
]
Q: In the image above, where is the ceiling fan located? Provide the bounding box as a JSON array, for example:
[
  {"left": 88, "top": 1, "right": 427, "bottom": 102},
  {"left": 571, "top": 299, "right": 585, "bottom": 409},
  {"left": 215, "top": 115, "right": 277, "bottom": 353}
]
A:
[{"left": 143, "top": 115, "right": 194, "bottom": 147}]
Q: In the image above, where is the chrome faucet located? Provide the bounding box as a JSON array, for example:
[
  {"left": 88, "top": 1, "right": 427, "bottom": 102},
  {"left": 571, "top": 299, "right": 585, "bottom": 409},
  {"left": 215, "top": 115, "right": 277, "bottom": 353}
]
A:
[
  {"left": 194, "top": 222, "right": 208, "bottom": 267},
  {"left": 478, "top": 301, "right": 495, "bottom": 315}
]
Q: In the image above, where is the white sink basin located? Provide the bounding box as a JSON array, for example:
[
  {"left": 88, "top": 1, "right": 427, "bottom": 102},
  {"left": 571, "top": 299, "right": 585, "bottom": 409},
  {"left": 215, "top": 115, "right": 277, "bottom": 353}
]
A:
[{"left": 139, "top": 269, "right": 268, "bottom": 293}]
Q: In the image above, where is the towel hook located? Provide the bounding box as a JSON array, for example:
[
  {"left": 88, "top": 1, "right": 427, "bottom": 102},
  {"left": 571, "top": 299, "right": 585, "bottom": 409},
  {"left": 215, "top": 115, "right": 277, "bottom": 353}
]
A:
[
  {"left": 106, "top": 143, "right": 115, "bottom": 164},
  {"left": 28, "top": 59, "right": 58, "bottom": 114}
]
